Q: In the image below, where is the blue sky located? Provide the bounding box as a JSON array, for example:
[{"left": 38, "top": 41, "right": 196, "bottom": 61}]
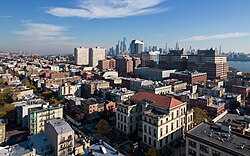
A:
[{"left": 1, "top": 0, "right": 250, "bottom": 54}]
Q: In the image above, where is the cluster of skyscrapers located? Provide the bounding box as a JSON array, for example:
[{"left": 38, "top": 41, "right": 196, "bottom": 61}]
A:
[{"left": 74, "top": 39, "right": 228, "bottom": 81}]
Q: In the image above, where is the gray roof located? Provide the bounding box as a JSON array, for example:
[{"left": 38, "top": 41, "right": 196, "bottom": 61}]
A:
[
  {"left": 47, "top": 118, "right": 73, "bottom": 135},
  {"left": 28, "top": 133, "right": 52, "bottom": 155},
  {"left": 187, "top": 123, "right": 250, "bottom": 156},
  {"left": 0, "top": 141, "right": 33, "bottom": 156},
  {"left": 87, "top": 141, "right": 124, "bottom": 156}
]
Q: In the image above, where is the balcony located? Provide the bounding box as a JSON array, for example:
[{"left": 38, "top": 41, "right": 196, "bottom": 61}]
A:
[
  {"left": 39, "top": 111, "right": 55, "bottom": 117},
  {"left": 60, "top": 137, "right": 73, "bottom": 144},
  {"left": 59, "top": 143, "right": 73, "bottom": 151}
]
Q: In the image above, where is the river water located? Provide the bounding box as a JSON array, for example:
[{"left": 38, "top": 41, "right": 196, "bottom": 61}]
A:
[{"left": 228, "top": 61, "right": 250, "bottom": 72}]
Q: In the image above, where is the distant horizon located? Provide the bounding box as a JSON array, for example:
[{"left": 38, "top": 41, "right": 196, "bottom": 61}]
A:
[
  {"left": 1, "top": 0, "right": 250, "bottom": 54},
  {"left": 1, "top": 47, "right": 250, "bottom": 56}
]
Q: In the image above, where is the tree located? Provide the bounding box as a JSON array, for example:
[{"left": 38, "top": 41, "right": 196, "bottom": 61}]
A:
[
  {"left": 49, "top": 97, "right": 63, "bottom": 104},
  {"left": 22, "top": 78, "right": 37, "bottom": 92},
  {"left": 0, "top": 78, "right": 4, "bottom": 86},
  {"left": 27, "top": 84, "right": 37, "bottom": 92},
  {"left": 0, "top": 103, "right": 16, "bottom": 123},
  {"left": 146, "top": 148, "right": 157, "bottom": 156},
  {"left": 96, "top": 119, "right": 109, "bottom": 136},
  {"left": 41, "top": 91, "right": 53, "bottom": 101},
  {"left": 22, "top": 78, "right": 30, "bottom": 86},
  {"left": 0, "top": 87, "right": 14, "bottom": 103},
  {"left": 193, "top": 107, "right": 209, "bottom": 125}
]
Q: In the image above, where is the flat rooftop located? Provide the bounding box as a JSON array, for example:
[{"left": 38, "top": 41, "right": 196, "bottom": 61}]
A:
[
  {"left": 10, "top": 141, "right": 32, "bottom": 156},
  {"left": 87, "top": 141, "right": 124, "bottom": 156},
  {"left": 28, "top": 133, "right": 51, "bottom": 153},
  {"left": 47, "top": 118, "right": 73, "bottom": 135},
  {"left": 187, "top": 123, "right": 250, "bottom": 156},
  {"left": 217, "top": 113, "right": 245, "bottom": 126}
]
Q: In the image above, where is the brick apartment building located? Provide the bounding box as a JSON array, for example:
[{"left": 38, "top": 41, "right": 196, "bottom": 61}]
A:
[
  {"left": 170, "top": 71, "right": 207, "bottom": 84},
  {"left": 98, "top": 58, "right": 116, "bottom": 70}
]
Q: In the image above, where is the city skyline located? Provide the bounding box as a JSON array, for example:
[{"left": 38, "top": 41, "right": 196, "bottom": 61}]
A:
[{"left": 1, "top": 0, "right": 250, "bottom": 54}]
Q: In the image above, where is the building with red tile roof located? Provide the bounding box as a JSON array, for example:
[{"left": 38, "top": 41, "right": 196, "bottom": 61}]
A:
[
  {"left": 130, "top": 91, "right": 184, "bottom": 109},
  {"left": 116, "top": 92, "right": 194, "bottom": 156}
]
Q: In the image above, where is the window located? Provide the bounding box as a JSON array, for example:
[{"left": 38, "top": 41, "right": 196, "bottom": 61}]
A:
[
  {"left": 176, "top": 120, "right": 179, "bottom": 127},
  {"left": 118, "top": 122, "right": 120, "bottom": 129},
  {"left": 212, "top": 150, "right": 221, "bottom": 156},
  {"left": 149, "top": 118, "right": 151, "bottom": 123},
  {"left": 153, "top": 140, "right": 156, "bottom": 148},
  {"left": 130, "top": 125, "right": 132, "bottom": 132},
  {"left": 166, "top": 125, "right": 168, "bottom": 134},
  {"left": 171, "top": 133, "right": 173, "bottom": 140},
  {"left": 165, "top": 135, "right": 168, "bottom": 144},
  {"left": 172, "top": 112, "right": 174, "bottom": 119},
  {"left": 149, "top": 127, "right": 151, "bottom": 135},
  {"left": 118, "top": 114, "right": 120, "bottom": 120},
  {"left": 160, "top": 128, "right": 163, "bottom": 137},
  {"left": 144, "top": 135, "right": 147, "bottom": 143},
  {"left": 188, "top": 148, "right": 196, "bottom": 156},
  {"left": 188, "top": 140, "right": 197, "bottom": 148},
  {"left": 171, "top": 123, "right": 174, "bottom": 131},
  {"left": 160, "top": 139, "right": 162, "bottom": 147},
  {"left": 166, "top": 118, "right": 168, "bottom": 122},
  {"left": 154, "top": 129, "right": 156, "bottom": 137},
  {"left": 161, "top": 120, "right": 163, "bottom": 125},
  {"left": 149, "top": 137, "right": 152, "bottom": 145},
  {"left": 177, "top": 110, "right": 179, "bottom": 117},
  {"left": 200, "top": 144, "right": 209, "bottom": 154},
  {"left": 144, "top": 125, "right": 147, "bottom": 133}
]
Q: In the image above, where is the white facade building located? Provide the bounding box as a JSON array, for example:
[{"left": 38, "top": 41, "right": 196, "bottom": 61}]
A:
[
  {"left": 58, "top": 84, "right": 81, "bottom": 99},
  {"left": 89, "top": 47, "right": 106, "bottom": 67},
  {"left": 116, "top": 92, "right": 193, "bottom": 155},
  {"left": 74, "top": 47, "right": 89, "bottom": 65}
]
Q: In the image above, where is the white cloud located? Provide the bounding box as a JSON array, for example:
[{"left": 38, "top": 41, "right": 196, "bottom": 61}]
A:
[
  {"left": 180, "top": 32, "right": 250, "bottom": 42},
  {"left": 14, "top": 22, "right": 74, "bottom": 43},
  {"left": 46, "top": 0, "right": 168, "bottom": 19},
  {"left": 1, "top": 15, "right": 12, "bottom": 18}
]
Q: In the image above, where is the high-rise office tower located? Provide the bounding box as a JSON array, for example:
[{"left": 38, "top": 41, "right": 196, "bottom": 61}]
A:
[
  {"left": 175, "top": 42, "right": 180, "bottom": 50},
  {"left": 144, "top": 43, "right": 148, "bottom": 52},
  {"left": 89, "top": 47, "right": 106, "bottom": 67},
  {"left": 115, "top": 41, "right": 120, "bottom": 56},
  {"left": 130, "top": 39, "right": 144, "bottom": 55},
  {"left": 74, "top": 47, "right": 89, "bottom": 65},
  {"left": 108, "top": 47, "right": 115, "bottom": 56},
  {"left": 164, "top": 42, "right": 168, "bottom": 53},
  {"left": 159, "top": 49, "right": 188, "bottom": 70},
  {"left": 120, "top": 37, "right": 127, "bottom": 52},
  {"left": 187, "top": 48, "right": 228, "bottom": 79},
  {"left": 152, "top": 46, "right": 158, "bottom": 52}
]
